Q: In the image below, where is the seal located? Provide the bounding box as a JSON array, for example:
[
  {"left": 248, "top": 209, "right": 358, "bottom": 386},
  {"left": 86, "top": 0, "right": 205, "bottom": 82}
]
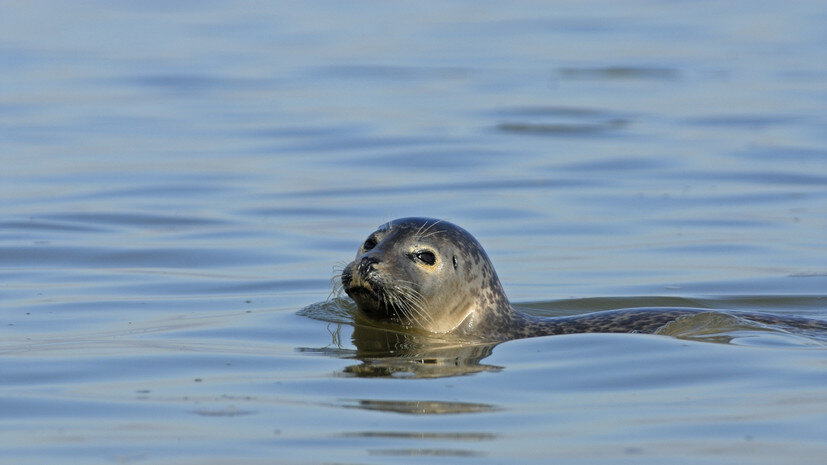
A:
[{"left": 341, "top": 217, "right": 827, "bottom": 342}]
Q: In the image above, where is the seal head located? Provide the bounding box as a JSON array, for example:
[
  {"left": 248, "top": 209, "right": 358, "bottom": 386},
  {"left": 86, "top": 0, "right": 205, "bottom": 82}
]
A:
[{"left": 342, "top": 217, "right": 509, "bottom": 336}]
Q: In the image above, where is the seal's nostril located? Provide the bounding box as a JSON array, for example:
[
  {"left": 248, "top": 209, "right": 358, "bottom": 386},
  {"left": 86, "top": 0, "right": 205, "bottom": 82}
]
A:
[{"left": 358, "top": 256, "right": 380, "bottom": 275}]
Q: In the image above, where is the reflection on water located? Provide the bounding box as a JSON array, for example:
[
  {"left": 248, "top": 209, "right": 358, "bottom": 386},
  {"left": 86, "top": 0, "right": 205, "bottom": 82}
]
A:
[
  {"left": 339, "top": 399, "right": 498, "bottom": 415},
  {"left": 368, "top": 447, "right": 486, "bottom": 458},
  {"left": 343, "top": 326, "right": 500, "bottom": 378},
  {"left": 299, "top": 299, "right": 501, "bottom": 378},
  {"left": 343, "top": 431, "right": 497, "bottom": 440},
  {"left": 344, "top": 430, "right": 497, "bottom": 460}
]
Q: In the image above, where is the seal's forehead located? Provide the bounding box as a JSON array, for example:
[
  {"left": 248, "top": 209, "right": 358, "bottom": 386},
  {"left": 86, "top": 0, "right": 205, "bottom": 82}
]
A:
[
  {"left": 379, "top": 217, "right": 459, "bottom": 240},
  {"left": 377, "top": 217, "right": 479, "bottom": 246},
  {"left": 383, "top": 217, "right": 443, "bottom": 232}
]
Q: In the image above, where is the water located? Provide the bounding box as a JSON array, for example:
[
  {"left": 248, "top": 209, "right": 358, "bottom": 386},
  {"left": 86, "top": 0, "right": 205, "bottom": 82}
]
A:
[{"left": 2, "top": 1, "right": 826, "bottom": 463}]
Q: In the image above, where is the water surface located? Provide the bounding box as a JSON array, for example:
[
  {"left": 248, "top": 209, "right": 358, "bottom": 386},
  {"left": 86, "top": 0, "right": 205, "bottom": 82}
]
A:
[{"left": 2, "top": 1, "right": 826, "bottom": 464}]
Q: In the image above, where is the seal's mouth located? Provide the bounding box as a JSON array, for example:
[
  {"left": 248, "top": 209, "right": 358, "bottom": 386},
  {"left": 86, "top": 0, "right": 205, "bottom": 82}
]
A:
[
  {"left": 345, "top": 285, "right": 377, "bottom": 302},
  {"left": 344, "top": 281, "right": 403, "bottom": 321}
]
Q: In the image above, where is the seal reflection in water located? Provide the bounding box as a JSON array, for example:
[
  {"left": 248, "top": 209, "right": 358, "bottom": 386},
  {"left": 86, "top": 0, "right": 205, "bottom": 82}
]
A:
[{"left": 342, "top": 217, "right": 827, "bottom": 342}]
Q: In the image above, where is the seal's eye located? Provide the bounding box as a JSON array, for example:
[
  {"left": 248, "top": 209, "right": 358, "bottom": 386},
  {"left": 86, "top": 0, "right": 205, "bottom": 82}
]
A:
[
  {"left": 415, "top": 251, "right": 436, "bottom": 266},
  {"left": 363, "top": 238, "right": 377, "bottom": 250},
  {"left": 452, "top": 255, "right": 458, "bottom": 270}
]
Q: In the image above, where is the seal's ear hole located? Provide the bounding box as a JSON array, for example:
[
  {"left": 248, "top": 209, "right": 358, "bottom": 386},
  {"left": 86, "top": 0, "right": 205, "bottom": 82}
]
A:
[{"left": 452, "top": 255, "right": 458, "bottom": 270}]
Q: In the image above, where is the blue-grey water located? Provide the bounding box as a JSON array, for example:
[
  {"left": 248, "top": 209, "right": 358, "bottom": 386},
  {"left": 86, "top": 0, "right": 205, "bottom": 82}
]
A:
[{"left": 2, "top": 1, "right": 827, "bottom": 464}]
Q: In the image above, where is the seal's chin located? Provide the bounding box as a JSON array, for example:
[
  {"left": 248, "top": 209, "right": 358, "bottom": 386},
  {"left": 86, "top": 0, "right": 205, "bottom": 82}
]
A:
[{"left": 345, "top": 284, "right": 381, "bottom": 312}]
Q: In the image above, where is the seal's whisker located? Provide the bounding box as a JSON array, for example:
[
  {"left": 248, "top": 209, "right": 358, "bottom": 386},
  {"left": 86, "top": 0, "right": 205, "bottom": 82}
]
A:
[
  {"left": 415, "top": 219, "right": 442, "bottom": 241},
  {"left": 327, "top": 261, "right": 351, "bottom": 300},
  {"left": 413, "top": 221, "right": 429, "bottom": 242},
  {"left": 403, "top": 298, "right": 430, "bottom": 327},
  {"left": 393, "top": 293, "right": 419, "bottom": 327},
  {"left": 393, "top": 282, "right": 432, "bottom": 326},
  {"left": 388, "top": 281, "right": 423, "bottom": 326},
  {"left": 328, "top": 274, "right": 345, "bottom": 300},
  {"left": 392, "top": 290, "right": 412, "bottom": 318},
  {"left": 386, "top": 288, "right": 419, "bottom": 327}
]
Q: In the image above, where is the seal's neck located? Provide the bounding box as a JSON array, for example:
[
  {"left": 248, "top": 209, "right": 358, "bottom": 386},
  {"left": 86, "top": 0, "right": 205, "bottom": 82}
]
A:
[{"left": 458, "top": 299, "right": 573, "bottom": 341}]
